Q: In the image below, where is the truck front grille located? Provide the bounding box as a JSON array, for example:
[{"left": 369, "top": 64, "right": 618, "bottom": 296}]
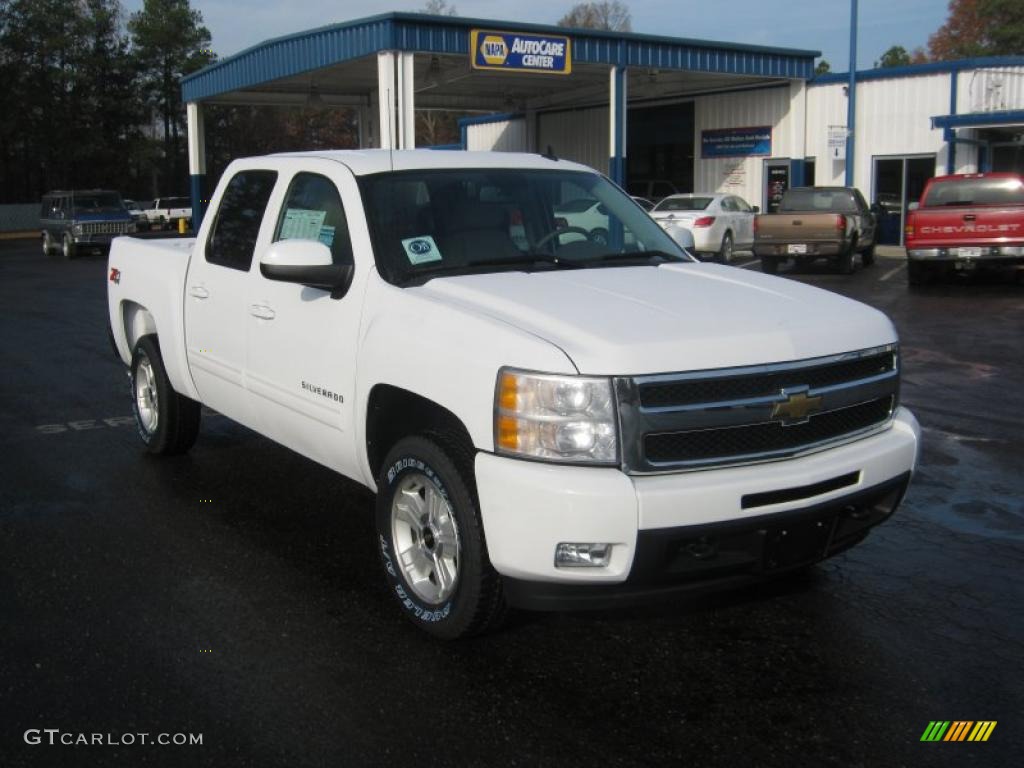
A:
[
  {"left": 644, "top": 396, "right": 894, "bottom": 464},
  {"left": 81, "top": 222, "right": 130, "bottom": 235},
  {"left": 615, "top": 345, "right": 899, "bottom": 473}
]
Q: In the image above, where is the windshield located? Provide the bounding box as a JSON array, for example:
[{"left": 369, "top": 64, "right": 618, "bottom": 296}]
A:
[
  {"left": 654, "top": 196, "right": 712, "bottom": 212},
  {"left": 72, "top": 192, "right": 125, "bottom": 214},
  {"left": 359, "top": 168, "right": 692, "bottom": 285},
  {"left": 779, "top": 189, "right": 858, "bottom": 213},
  {"left": 922, "top": 177, "right": 1024, "bottom": 207}
]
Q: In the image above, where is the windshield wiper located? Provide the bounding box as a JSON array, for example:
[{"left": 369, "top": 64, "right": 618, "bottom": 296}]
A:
[
  {"left": 463, "top": 253, "right": 585, "bottom": 270},
  {"left": 588, "top": 250, "right": 685, "bottom": 265}
]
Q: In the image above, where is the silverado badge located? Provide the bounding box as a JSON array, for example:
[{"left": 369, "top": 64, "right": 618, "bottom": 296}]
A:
[{"left": 771, "top": 388, "right": 823, "bottom": 426}]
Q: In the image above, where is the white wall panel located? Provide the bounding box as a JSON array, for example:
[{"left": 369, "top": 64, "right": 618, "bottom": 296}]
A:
[
  {"left": 958, "top": 66, "right": 1024, "bottom": 113},
  {"left": 466, "top": 118, "right": 529, "bottom": 152},
  {"left": 693, "top": 84, "right": 796, "bottom": 208},
  {"left": 807, "top": 74, "right": 951, "bottom": 194},
  {"left": 538, "top": 106, "right": 610, "bottom": 174}
]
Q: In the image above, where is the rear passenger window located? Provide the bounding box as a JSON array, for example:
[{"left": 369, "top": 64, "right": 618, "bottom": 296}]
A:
[
  {"left": 206, "top": 170, "right": 278, "bottom": 270},
  {"left": 273, "top": 173, "right": 353, "bottom": 264}
]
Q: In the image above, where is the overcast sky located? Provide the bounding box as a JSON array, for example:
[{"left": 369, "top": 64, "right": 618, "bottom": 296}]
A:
[{"left": 121, "top": 0, "right": 950, "bottom": 71}]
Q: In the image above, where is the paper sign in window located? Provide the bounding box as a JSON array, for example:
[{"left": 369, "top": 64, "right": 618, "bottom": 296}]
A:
[{"left": 280, "top": 208, "right": 327, "bottom": 241}]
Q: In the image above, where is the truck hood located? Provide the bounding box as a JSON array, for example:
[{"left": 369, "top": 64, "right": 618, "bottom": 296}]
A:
[{"left": 414, "top": 263, "right": 896, "bottom": 375}]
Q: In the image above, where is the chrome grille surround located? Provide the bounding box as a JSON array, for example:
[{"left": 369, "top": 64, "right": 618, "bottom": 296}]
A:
[{"left": 615, "top": 344, "right": 899, "bottom": 474}]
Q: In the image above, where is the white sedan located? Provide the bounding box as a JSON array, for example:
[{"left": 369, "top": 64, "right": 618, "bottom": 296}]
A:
[{"left": 650, "top": 193, "right": 757, "bottom": 262}]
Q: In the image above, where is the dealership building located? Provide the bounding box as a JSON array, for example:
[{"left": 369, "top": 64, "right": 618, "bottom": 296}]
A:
[{"left": 182, "top": 12, "right": 1024, "bottom": 244}]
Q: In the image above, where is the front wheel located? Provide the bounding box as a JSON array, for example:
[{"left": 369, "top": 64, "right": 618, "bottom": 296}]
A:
[
  {"left": 130, "top": 335, "right": 201, "bottom": 455},
  {"left": 62, "top": 233, "right": 76, "bottom": 260},
  {"left": 376, "top": 435, "right": 505, "bottom": 638}
]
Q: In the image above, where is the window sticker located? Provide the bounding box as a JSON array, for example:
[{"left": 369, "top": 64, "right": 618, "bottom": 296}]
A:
[
  {"left": 280, "top": 208, "right": 327, "bottom": 240},
  {"left": 318, "top": 225, "right": 336, "bottom": 248},
  {"left": 401, "top": 235, "right": 443, "bottom": 265}
]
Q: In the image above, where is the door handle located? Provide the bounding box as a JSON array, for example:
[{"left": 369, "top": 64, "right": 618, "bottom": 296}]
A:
[
  {"left": 249, "top": 304, "right": 276, "bottom": 320},
  {"left": 189, "top": 286, "right": 209, "bottom": 299}
]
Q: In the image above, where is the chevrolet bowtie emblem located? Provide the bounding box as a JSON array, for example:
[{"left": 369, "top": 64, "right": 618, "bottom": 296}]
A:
[{"left": 771, "top": 388, "right": 823, "bottom": 425}]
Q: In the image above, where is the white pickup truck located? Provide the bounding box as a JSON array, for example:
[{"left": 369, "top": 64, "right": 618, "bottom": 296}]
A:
[
  {"left": 107, "top": 150, "right": 920, "bottom": 638},
  {"left": 143, "top": 197, "right": 193, "bottom": 230}
]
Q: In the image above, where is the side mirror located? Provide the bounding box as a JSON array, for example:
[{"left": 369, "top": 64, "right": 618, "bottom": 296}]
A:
[
  {"left": 260, "top": 240, "right": 354, "bottom": 298},
  {"left": 908, "top": 201, "right": 920, "bottom": 212},
  {"left": 751, "top": 205, "right": 760, "bottom": 213}
]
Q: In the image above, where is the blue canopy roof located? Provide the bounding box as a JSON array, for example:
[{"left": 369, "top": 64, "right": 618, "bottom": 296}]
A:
[{"left": 182, "top": 12, "right": 819, "bottom": 103}]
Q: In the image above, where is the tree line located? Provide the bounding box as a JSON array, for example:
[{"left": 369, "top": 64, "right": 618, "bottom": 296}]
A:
[{"left": 0, "top": 0, "right": 365, "bottom": 204}]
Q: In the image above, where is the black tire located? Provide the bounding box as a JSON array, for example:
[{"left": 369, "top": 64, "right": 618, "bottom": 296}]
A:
[
  {"left": 42, "top": 232, "right": 54, "bottom": 256},
  {"left": 718, "top": 231, "right": 734, "bottom": 264},
  {"left": 591, "top": 227, "right": 609, "bottom": 245},
  {"left": 861, "top": 241, "right": 876, "bottom": 266},
  {"left": 62, "top": 232, "right": 76, "bottom": 260},
  {"left": 376, "top": 435, "right": 506, "bottom": 639},
  {"left": 838, "top": 240, "right": 856, "bottom": 275},
  {"left": 130, "top": 335, "right": 201, "bottom": 455},
  {"left": 760, "top": 255, "right": 779, "bottom": 274},
  {"left": 907, "top": 260, "right": 931, "bottom": 287}
]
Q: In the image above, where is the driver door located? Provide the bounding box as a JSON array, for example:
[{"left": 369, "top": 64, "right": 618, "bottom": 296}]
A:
[{"left": 243, "top": 161, "right": 367, "bottom": 477}]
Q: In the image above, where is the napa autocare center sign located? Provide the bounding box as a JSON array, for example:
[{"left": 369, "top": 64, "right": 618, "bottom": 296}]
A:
[
  {"left": 470, "top": 29, "right": 572, "bottom": 74},
  {"left": 701, "top": 126, "right": 772, "bottom": 158}
]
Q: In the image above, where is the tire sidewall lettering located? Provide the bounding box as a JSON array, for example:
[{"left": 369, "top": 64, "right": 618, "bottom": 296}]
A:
[{"left": 380, "top": 454, "right": 456, "bottom": 623}]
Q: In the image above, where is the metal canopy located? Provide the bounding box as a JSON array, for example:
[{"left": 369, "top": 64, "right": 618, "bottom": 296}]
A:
[
  {"left": 932, "top": 110, "right": 1024, "bottom": 130},
  {"left": 181, "top": 11, "right": 818, "bottom": 106}
]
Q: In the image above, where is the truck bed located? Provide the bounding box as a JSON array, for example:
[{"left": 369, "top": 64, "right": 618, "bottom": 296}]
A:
[{"left": 107, "top": 235, "right": 197, "bottom": 398}]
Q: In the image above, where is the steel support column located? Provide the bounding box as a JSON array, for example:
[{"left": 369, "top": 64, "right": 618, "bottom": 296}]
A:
[
  {"left": 845, "top": 0, "right": 857, "bottom": 187},
  {"left": 609, "top": 66, "right": 627, "bottom": 186},
  {"left": 187, "top": 102, "right": 206, "bottom": 228},
  {"left": 377, "top": 51, "right": 397, "bottom": 150}
]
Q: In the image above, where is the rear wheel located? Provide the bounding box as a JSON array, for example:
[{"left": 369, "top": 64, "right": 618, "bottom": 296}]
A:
[
  {"left": 837, "top": 240, "right": 856, "bottom": 275},
  {"left": 861, "top": 241, "right": 876, "bottom": 266},
  {"left": 130, "top": 335, "right": 201, "bottom": 455},
  {"left": 42, "top": 231, "right": 55, "bottom": 256},
  {"left": 760, "top": 255, "right": 779, "bottom": 274},
  {"left": 718, "top": 231, "right": 734, "bottom": 263},
  {"left": 376, "top": 435, "right": 506, "bottom": 639},
  {"left": 907, "top": 260, "right": 932, "bottom": 287}
]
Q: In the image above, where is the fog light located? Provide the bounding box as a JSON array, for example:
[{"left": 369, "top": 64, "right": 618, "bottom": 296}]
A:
[{"left": 555, "top": 542, "right": 612, "bottom": 568}]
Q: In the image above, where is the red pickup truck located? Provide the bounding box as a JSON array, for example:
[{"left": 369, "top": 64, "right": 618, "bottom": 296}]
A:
[{"left": 904, "top": 173, "right": 1024, "bottom": 285}]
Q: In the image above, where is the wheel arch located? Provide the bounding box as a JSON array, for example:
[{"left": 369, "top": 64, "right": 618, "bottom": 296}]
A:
[
  {"left": 365, "top": 384, "right": 476, "bottom": 483},
  {"left": 120, "top": 300, "right": 158, "bottom": 355}
]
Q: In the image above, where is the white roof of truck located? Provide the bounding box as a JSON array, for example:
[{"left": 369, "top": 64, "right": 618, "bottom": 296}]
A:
[{"left": 266, "top": 149, "right": 594, "bottom": 176}]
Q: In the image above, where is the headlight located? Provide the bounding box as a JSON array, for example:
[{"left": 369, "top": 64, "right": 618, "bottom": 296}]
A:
[
  {"left": 72, "top": 224, "right": 83, "bottom": 235},
  {"left": 494, "top": 369, "right": 618, "bottom": 464},
  {"left": 127, "top": 222, "right": 137, "bottom": 233}
]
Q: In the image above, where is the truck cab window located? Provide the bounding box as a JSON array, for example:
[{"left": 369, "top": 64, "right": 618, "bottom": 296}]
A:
[
  {"left": 206, "top": 170, "right": 278, "bottom": 270},
  {"left": 273, "top": 173, "right": 353, "bottom": 264}
]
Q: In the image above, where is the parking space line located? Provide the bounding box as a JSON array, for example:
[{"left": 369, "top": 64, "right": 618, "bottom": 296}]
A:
[
  {"left": 880, "top": 263, "right": 906, "bottom": 282},
  {"left": 734, "top": 259, "right": 759, "bottom": 269}
]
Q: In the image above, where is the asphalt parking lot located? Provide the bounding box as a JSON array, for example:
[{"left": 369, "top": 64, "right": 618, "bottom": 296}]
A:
[{"left": 1, "top": 238, "right": 1021, "bottom": 767}]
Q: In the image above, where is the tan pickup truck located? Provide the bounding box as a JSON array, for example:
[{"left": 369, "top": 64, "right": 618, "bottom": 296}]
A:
[{"left": 754, "top": 187, "right": 878, "bottom": 275}]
